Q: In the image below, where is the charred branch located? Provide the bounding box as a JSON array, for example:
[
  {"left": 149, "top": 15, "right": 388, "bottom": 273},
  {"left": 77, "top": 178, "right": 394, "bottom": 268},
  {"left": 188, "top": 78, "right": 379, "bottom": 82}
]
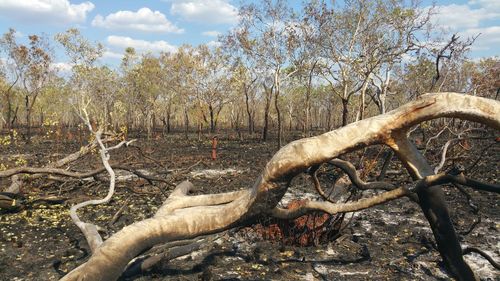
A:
[{"left": 462, "top": 247, "right": 500, "bottom": 270}]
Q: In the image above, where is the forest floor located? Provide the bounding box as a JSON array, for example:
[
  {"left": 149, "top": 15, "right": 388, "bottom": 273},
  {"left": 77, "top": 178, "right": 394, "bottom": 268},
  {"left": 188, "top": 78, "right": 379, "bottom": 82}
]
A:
[{"left": 0, "top": 131, "right": 498, "bottom": 281}]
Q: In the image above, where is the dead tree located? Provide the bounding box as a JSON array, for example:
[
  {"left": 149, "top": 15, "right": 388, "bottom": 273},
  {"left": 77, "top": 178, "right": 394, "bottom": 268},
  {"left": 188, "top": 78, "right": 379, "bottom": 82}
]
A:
[{"left": 4, "top": 93, "right": 497, "bottom": 280}]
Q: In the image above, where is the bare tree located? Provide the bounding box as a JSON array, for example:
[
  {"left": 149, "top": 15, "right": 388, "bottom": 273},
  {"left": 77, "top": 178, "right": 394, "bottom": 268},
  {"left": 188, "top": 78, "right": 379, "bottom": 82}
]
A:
[
  {"left": 429, "top": 34, "right": 477, "bottom": 92},
  {"left": 305, "top": 0, "right": 432, "bottom": 125},
  {"left": 48, "top": 92, "right": 499, "bottom": 281}
]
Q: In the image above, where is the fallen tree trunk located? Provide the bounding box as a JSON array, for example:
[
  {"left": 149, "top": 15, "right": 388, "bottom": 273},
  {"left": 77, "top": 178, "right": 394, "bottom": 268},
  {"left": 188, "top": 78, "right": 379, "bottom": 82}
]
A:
[
  {"left": 3, "top": 138, "right": 101, "bottom": 194},
  {"left": 58, "top": 92, "right": 499, "bottom": 281}
]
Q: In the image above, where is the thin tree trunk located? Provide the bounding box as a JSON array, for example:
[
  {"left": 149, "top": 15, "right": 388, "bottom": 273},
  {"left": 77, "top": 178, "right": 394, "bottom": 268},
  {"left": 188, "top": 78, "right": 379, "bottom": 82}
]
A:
[
  {"left": 359, "top": 78, "right": 370, "bottom": 120},
  {"left": 167, "top": 115, "right": 171, "bottom": 134},
  {"left": 126, "top": 107, "right": 132, "bottom": 133},
  {"left": 275, "top": 90, "right": 282, "bottom": 147},
  {"left": 184, "top": 107, "right": 189, "bottom": 140},
  {"left": 146, "top": 112, "right": 152, "bottom": 140},
  {"left": 25, "top": 95, "right": 32, "bottom": 143},
  {"left": 106, "top": 103, "right": 113, "bottom": 132},
  {"left": 376, "top": 71, "right": 391, "bottom": 114},
  {"left": 152, "top": 112, "right": 156, "bottom": 136},
  {"left": 160, "top": 117, "right": 167, "bottom": 137},
  {"left": 209, "top": 104, "right": 215, "bottom": 133},
  {"left": 391, "top": 135, "right": 477, "bottom": 281},
  {"left": 262, "top": 83, "right": 272, "bottom": 142},
  {"left": 166, "top": 103, "right": 172, "bottom": 134},
  {"left": 341, "top": 98, "right": 349, "bottom": 127},
  {"left": 214, "top": 106, "right": 223, "bottom": 134},
  {"left": 235, "top": 110, "right": 242, "bottom": 140},
  {"left": 379, "top": 95, "right": 386, "bottom": 114},
  {"left": 4, "top": 78, "right": 18, "bottom": 144},
  {"left": 275, "top": 72, "right": 282, "bottom": 148},
  {"left": 377, "top": 150, "right": 393, "bottom": 181},
  {"left": 197, "top": 109, "right": 203, "bottom": 141},
  {"left": 305, "top": 61, "right": 318, "bottom": 136},
  {"left": 244, "top": 85, "right": 254, "bottom": 134},
  {"left": 40, "top": 109, "right": 44, "bottom": 127},
  {"left": 6, "top": 98, "right": 16, "bottom": 144}
]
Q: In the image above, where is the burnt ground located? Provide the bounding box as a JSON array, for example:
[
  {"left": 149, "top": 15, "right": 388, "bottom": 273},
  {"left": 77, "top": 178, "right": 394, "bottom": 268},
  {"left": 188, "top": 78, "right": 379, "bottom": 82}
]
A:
[{"left": 0, "top": 130, "right": 498, "bottom": 281}]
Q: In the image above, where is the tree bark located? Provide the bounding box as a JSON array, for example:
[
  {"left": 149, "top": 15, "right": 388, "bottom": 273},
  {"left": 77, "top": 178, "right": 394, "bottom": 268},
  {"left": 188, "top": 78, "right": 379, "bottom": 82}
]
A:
[
  {"left": 274, "top": 70, "right": 282, "bottom": 148},
  {"left": 25, "top": 95, "right": 32, "bottom": 143},
  {"left": 359, "top": 78, "right": 370, "bottom": 120},
  {"left": 305, "top": 61, "right": 318, "bottom": 136},
  {"left": 341, "top": 98, "right": 349, "bottom": 127},
  {"left": 262, "top": 83, "right": 273, "bottom": 141},
  {"left": 183, "top": 107, "right": 189, "bottom": 140},
  {"left": 209, "top": 104, "right": 215, "bottom": 133},
  {"left": 244, "top": 84, "right": 254, "bottom": 134},
  {"left": 166, "top": 102, "right": 172, "bottom": 134},
  {"left": 275, "top": 87, "right": 282, "bottom": 147}
]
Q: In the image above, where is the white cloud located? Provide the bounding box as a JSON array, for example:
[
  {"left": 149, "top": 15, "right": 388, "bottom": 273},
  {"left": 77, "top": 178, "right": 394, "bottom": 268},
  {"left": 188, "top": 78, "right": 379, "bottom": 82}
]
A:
[
  {"left": 50, "top": 62, "right": 72, "bottom": 73},
  {"left": 202, "top": 30, "right": 221, "bottom": 37},
  {"left": 206, "top": 40, "right": 222, "bottom": 48},
  {"left": 14, "top": 31, "right": 25, "bottom": 38},
  {"left": 468, "top": 0, "right": 500, "bottom": 11},
  {"left": 460, "top": 26, "right": 500, "bottom": 52},
  {"left": 170, "top": 0, "right": 239, "bottom": 25},
  {"left": 92, "top": 7, "right": 184, "bottom": 33},
  {"left": 430, "top": 2, "right": 500, "bottom": 55},
  {"left": 106, "top": 36, "right": 177, "bottom": 54},
  {"left": 102, "top": 50, "right": 124, "bottom": 60},
  {"left": 401, "top": 53, "right": 417, "bottom": 64},
  {"left": 432, "top": 4, "right": 499, "bottom": 30},
  {"left": 0, "top": 0, "right": 94, "bottom": 24}
]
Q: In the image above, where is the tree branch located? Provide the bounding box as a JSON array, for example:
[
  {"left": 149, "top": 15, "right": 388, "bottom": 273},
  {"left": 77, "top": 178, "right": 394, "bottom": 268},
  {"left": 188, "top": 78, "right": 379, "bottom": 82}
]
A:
[
  {"left": 462, "top": 247, "right": 500, "bottom": 270},
  {"left": 329, "top": 159, "right": 395, "bottom": 191},
  {"left": 271, "top": 187, "right": 409, "bottom": 220}
]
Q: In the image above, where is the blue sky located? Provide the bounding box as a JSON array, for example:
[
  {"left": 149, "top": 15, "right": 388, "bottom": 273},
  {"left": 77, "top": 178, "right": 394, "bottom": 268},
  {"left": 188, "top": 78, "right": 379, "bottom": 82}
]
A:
[{"left": 0, "top": 0, "right": 499, "bottom": 71}]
